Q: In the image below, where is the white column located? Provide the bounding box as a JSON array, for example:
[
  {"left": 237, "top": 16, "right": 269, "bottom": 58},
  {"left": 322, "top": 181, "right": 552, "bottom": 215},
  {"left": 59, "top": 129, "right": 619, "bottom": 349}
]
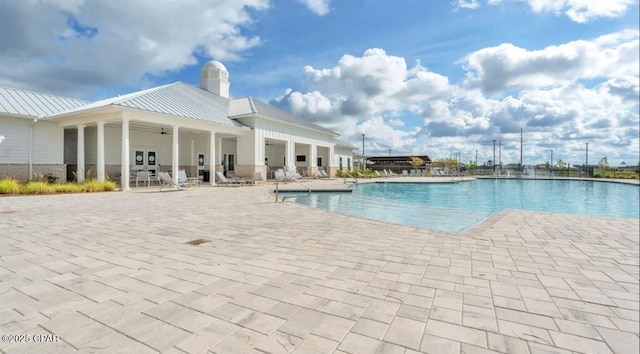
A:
[
  {"left": 190, "top": 139, "right": 195, "bottom": 178},
  {"left": 97, "top": 121, "right": 105, "bottom": 182},
  {"left": 77, "top": 124, "right": 85, "bottom": 182},
  {"left": 310, "top": 144, "right": 317, "bottom": 167},
  {"left": 209, "top": 131, "right": 216, "bottom": 186},
  {"left": 286, "top": 139, "right": 295, "bottom": 171},
  {"left": 172, "top": 126, "right": 179, "bottom": 184},
  {"left": 217, "top": 136, "right": 222, "bottom": 167},
  {"left": 121, "top": 119, "right": 130, "bottom": 191},
  {"left": 329, "top": 144, "right": 335, "bottom": 177}
]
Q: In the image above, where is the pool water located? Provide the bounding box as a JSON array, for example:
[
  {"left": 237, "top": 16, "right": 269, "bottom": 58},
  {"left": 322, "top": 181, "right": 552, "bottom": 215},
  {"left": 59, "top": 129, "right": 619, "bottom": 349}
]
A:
[{"left": 291, "top": 180, "right": 640, "bottom": 233}]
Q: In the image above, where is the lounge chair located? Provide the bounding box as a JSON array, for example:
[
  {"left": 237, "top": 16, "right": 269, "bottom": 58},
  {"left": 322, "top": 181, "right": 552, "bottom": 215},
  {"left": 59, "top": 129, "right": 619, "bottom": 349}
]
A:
[
  {"left": 159, "top": 172, "right": 191, "bottom": 190},
  {"left": 215, "top": 171, "right": 243, "bottom": 185},
  {"left": 274, "top": 170, "right": 288, "bottom": 181},
  {"left": 178, "top": 169, "right": 200, "bottom": 187},
  {"left": 227, "top": 171, "right": 250, "bottom": 184},
  {"left": 318, "top": 169, "right": 329, "bottom": 178},
  {"left": 374, "top": 170, "right": 383, "bottom": 177}
]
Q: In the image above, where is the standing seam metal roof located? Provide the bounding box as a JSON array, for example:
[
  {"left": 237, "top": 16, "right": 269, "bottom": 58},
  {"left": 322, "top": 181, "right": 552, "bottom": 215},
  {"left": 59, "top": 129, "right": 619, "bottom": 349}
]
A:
[
  {"left": 0, "top": 86, "right": 88, "bottom": 118},
  {"left": 235, "top": 97, "right": 337, "bottom": 135},
  {"left": 2, "top": 83, "right": 338, "bottom": 135}
]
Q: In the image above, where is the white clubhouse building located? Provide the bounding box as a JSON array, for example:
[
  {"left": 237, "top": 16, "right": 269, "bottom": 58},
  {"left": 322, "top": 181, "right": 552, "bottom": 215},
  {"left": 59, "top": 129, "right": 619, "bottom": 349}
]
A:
[{"left": 0, "top": 61, "right": 355, "bottom": 189}]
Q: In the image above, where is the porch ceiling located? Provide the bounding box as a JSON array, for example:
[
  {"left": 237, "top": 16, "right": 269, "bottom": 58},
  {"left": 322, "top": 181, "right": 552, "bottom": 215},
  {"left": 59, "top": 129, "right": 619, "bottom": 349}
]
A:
[{"left": 64, "top": 121, "right": 239, "bottom": 138}]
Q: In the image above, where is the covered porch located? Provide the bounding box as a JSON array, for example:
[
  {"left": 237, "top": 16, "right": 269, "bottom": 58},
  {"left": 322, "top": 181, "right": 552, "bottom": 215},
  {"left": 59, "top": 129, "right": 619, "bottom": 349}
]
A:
[{"left": 58, "top": 108, "right": 249, "bottom": 190}]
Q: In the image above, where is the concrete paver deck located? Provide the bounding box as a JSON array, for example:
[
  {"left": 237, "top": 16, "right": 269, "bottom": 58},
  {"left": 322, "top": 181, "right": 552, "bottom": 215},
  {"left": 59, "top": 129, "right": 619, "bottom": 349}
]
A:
[{"left": 0, "top": 180, "right": 638, "bottom": 353}]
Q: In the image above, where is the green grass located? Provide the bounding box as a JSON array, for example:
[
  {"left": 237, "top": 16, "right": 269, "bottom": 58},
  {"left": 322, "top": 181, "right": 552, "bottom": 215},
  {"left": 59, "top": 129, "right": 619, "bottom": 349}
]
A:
[
  {"left": 0, "top": 179, "right": 117, "bottom": 195},
  {"left": 593, "top": 171, "right": 639, "bottom": 179}
]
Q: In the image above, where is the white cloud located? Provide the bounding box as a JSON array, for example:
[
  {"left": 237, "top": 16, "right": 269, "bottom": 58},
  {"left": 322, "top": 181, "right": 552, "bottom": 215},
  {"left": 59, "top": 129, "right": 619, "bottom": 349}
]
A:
[
  {"left": 297, "top": 0, "right": 331, "bottom": 16},
  {"left": 275, "top": 33, "right": 638, "bottom": 164},
  {"left": 0, "top": 0, "right": 268, "bottom": 97},
  {"left": 527, "top": 0, "right": 636, "bottom": 23},
  {"left": 463, "top": 0, "right": 636, "bottom": 23},
  {"left": 462, "top": 30, "right": 639, "bottom": 92},
  {"left": 454, "top": 0, "right": 480, "bottom": 10}
]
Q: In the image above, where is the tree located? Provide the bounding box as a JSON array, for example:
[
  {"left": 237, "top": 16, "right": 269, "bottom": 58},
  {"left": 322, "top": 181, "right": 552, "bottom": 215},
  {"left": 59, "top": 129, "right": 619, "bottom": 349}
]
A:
[
  {"left": 556, "top": 159, "right": 566, "bottom": 169},
  {"left": 597, "top": 157, "right": 609, "bottom": 171},
  {"left": 409, "top": 156, "right": 425, "bottom": 169}
]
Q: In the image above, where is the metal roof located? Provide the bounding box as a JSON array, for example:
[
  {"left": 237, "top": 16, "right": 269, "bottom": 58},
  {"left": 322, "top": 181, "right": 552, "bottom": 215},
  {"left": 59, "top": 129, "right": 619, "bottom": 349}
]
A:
[
  {"left": 230, "top": 96, "right": 338, "bottom": 135},
  {"left": 52, "top": 83, "right": 245, "bottom": 128},
  {"left": 3, "top": 82, "right": 337, "bottom": 135},
  {"left": 0, "top": 86, "right": 88, "bottom": 119}
]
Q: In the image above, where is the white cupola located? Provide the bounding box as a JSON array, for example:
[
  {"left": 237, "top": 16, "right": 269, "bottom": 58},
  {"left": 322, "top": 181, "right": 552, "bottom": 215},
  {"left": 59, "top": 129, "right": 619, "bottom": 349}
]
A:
[{"left": 200, "top": 60, "right": 229, "bottom": 98}]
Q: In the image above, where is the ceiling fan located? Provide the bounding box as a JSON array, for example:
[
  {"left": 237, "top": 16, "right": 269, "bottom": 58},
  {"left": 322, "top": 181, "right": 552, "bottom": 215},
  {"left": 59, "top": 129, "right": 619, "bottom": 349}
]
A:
[{"left": 160, "top": 128, "right": 168, "bottom": 135}]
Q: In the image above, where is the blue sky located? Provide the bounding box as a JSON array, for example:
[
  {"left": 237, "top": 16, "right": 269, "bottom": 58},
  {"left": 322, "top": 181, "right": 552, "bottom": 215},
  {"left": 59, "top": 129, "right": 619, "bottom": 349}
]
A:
[{"left": 0, "top": 0, "right": 638, "bottom": 166}]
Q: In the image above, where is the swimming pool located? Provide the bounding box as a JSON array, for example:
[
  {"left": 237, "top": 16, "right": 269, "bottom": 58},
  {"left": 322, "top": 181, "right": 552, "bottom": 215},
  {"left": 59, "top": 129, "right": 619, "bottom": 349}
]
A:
[{"left": 291, "top": 179, "right": 640, "bottom": 233}]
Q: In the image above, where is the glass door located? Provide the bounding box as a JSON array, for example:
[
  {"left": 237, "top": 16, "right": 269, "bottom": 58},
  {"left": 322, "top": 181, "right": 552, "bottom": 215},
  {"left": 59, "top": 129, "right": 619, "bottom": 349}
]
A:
[{"left": 227, "top": 154, "right": 235, "bottom": 172}]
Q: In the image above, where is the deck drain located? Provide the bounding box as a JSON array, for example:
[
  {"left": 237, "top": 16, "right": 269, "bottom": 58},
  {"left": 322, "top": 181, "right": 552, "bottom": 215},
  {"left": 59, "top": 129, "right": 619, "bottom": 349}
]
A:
[{"left": 185, "top": 238, "right": 210, "bottom": 246}]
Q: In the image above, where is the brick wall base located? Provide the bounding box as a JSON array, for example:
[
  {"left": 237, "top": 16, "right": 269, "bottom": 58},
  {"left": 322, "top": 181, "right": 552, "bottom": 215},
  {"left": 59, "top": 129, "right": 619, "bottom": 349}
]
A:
[{"left": 0, "top": 164, "right": 66, "bottom": 183}]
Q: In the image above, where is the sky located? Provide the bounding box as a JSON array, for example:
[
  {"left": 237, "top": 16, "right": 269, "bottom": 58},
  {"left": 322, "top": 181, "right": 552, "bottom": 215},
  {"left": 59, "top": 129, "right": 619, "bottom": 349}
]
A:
[{"left": 0, "top": 0, "right": 638, "bottom": 167}]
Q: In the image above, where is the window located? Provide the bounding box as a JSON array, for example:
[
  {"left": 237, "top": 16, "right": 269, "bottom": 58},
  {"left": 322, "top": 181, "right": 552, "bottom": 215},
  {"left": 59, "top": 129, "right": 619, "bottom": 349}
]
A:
[
  {"left": 339, "top": 157, "right": 343, "bottom": 171},
  {"left": 317, "top": 157, "right": 322, "bottom": 167}
]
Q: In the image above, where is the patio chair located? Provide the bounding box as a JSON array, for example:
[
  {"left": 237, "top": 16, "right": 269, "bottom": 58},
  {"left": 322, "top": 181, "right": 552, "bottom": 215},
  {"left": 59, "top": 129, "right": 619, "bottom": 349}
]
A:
[
  {"left": 136, "top": 171, "right": 150, "bottom": 187},
  {"left": 318, "top": 169, "right": 329, "bottom": 178},
  {"left": 158, "top": 172, "right": 191, "bottom": 191},
  {"left": 253, "top": 172, "right": 262, "bottom": 185},
  {"left": 374, "top": 170, "right": 383, "bottom": 177}
]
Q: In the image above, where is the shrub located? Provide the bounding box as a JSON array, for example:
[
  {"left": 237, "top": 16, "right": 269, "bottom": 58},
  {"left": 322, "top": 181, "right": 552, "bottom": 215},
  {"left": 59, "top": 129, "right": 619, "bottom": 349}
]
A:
[
  {"left": 21, "top": 181, "right": 55, "bottom": 194},
  {"left": 81, "top": 179, "right": 117, "bottom": 192},
  {"left": 0, "top": 179, "right": 20, "bottom": 194},
  {"left": 0, "top": 178, "right": 117, "bottom": 195},
  {"left": 53, "top": 183, "right": 83, "bottom": 193}
]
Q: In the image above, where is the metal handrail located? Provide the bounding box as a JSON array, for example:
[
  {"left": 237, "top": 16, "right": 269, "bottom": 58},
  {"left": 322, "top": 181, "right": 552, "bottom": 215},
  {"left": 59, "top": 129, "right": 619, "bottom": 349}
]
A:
[
  {"left": 275, "top": 177, "right": 312, "bottom": 203},
  {"left": 343, "top": 172, "right": 357, "bottom": 186}
]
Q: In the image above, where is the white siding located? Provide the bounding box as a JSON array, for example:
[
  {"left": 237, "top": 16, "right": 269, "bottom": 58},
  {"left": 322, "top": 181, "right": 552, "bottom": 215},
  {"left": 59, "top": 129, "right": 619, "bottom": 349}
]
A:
[
  {"left": 335, "top": 146, "right": 354, "bottom": 171},
  {"left": 238, "top": 117, "right": 337, "bottom": 167},
  {"left": 0, "top": 116, "right": 62, "bottom": 164}
]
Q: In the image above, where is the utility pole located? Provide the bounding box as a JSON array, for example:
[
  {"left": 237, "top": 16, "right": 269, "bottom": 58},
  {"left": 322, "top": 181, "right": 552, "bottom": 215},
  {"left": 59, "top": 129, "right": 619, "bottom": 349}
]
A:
[
  {"left": 585, "top": 142, "right": 589, "bottom": 177},
  {"left": 362, "top": 133, "right": 365, "bottom": 170},
  {"left": 475, "top": 149, "right": 478, "bottom": 175},
  {"left": 498, "top": 140, "right": 502, "bottom": 171},
  {"left": 492, "top": 139, "right": 496, "bottom": 176},
  {"left": 520, "top": 128, "right": 523, "bottom": 170}
]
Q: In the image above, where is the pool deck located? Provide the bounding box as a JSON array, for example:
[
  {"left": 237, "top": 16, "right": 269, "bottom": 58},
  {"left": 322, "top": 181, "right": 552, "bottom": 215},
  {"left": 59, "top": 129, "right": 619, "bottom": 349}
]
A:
[{"left": 1, "top": 180, "right": 638, "bottom": 353}]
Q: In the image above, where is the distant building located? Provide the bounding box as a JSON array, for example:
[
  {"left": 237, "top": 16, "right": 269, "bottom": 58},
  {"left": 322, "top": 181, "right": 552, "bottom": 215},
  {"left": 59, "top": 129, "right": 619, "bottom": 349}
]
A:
[{"left": 366, "top": 155, "right": 432, "bottom": 173}]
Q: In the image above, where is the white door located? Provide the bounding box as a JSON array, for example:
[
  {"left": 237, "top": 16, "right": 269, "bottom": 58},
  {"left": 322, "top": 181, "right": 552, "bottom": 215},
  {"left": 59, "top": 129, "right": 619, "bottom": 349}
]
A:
[
  {"left": 146, "top": 149, "right": 158, "bottom": 175},
  {"left": 133, "top": 148, "right": 158, "bottom": 175}
]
